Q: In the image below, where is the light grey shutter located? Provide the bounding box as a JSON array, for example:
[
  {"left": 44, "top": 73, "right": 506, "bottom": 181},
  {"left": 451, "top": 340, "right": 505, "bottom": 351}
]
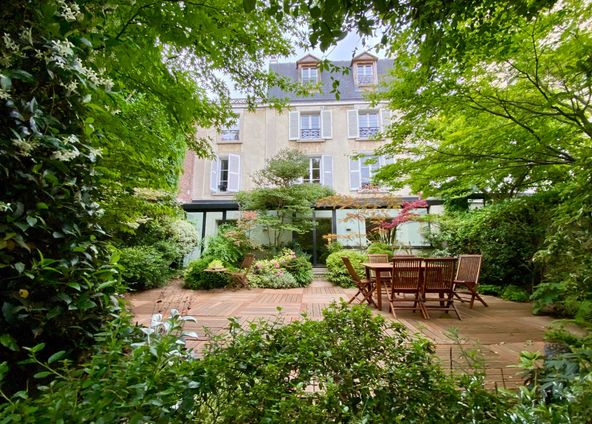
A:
[
  {"left": 210, "top": 158, "right": 219, "bottom": 192},
  {"left": 349, "top": 157, "right": 361, "bottom": 190},
  {"left": 227, "top": 154, "right": 240, "bottom": 192},
  {"left": 321, "top": 110, "right": 332, "bottom": 139},
  {"left": 288, "top": 111, "right": 300, "bottom": 140},
  {"left": 347, "top": 110, "right": 359, "bottom": 138},
  {"left": 321, "top": 155, "right": 333, "bottom": 188},
  {"left": 380, "top": 109, "right": 391, "bottom": 132}
]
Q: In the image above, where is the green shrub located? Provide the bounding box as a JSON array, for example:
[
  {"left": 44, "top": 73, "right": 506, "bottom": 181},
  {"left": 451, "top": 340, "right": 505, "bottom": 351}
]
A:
[
  {"left": 478, "top": 284, "right": 503, "bottom": 296},
  {"left": 184, "top": 256, "right": 229, "bottom": 290},
  {"left": 202, "top": 224, "right": 252, "bottom": 266},
  {"left": 153, "top": 239, "right": 183, "bottom": 267},
  {"left": 501, "top": 285, "right": 530, "bottom": 302},
  {"left": 282, "top": 254, "right": 313, "bottom": 287},
  {"left": 0, "top": 304, "right": 510, "bottom": 423},
  {"left": 118, "top": 245, "right": 172, "bottom": 290},
  {"left": 326, "top": 249, "right": 368, "bottom": 287},
  {"left": 367, "top": 241, "right": 392, "bottom": 255},
  {"left": 427, "top": 196, "right": 550, "bottom": 289},
  {"left": 248, "top": 270, "right": 299, "bottom": 288}
]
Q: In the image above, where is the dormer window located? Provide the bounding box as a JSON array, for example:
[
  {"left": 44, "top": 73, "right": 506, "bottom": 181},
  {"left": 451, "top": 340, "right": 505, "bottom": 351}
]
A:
[
  {"left": 356, "top": 63, "right": 374, "bottom": 85},
  {"left": 352, "top": 52, "right": 379, "bottom": 86},
  {"left": 296, "top": 54, "right": 321, "bottom": 86},
  {"left": 301, "top": 66, "right": 318, "bottom": 84}
]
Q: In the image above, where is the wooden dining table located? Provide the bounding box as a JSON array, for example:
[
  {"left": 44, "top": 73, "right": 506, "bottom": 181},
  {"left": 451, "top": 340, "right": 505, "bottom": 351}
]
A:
[{"left": 361, "top": 262, "right": 393, "bottom": 310}]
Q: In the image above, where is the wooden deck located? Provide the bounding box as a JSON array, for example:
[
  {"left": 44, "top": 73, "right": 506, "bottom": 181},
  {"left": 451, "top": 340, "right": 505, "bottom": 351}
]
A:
[{"left": 128, "top": 279, "right": 553, "bottom": 390}]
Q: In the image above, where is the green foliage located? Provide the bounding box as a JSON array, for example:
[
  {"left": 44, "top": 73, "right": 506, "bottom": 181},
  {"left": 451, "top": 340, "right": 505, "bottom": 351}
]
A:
[
  {"left": 202, "top": 224, "right": 253, "bottom": 267},
  {"left": 236, "top": 150, "right": 334, "bottom": 248},
  {"left": 509, "top": 323, "right": 592, "bottom": 423},
  {"left": 367, "top": 241, "right": 392, "bottom": 255},
  {"left": 478, "top": 284, "right": 503, "bottom": 296},
  {"left": 501, "top": 285, "right": 530, "bottom": 303},
  {"left": 0, "top": 304, "right": 510, "bottom": 422},
  {"left": 283, "top": 255, "right": 314, "bottom": 286},
  {"left": 184, "top": 256, "right": 229, "bottom": 290},
  {"left": 252, "top": 149, "right": 309, "bottom": 187},
  {"left": 117, "top": 246, "right": 172, "bottom": 290},
  {"left": 428, "top": 196, "right": 550, "bottom": 288},
  {"left": 326, "top": 250, "right": 368, "bottom": 288}
]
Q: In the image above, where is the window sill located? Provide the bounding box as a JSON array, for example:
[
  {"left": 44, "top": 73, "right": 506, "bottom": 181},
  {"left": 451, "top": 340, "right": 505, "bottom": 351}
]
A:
[
  {"left": 217, "top": 140, "right": 242, "bottom": 144},
  {"left": 211, "top": 192, "right": 235, "bottom": 196},
  {"left": 295, "top": 138, "right": 327, "bottom": 143},
  {"left": 355, "top": 137, "right": 382, "bottom": 142}
]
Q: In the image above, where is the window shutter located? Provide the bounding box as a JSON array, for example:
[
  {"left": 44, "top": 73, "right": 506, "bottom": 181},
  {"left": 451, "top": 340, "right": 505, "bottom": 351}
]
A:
[
  {"left": 349, "top": 157, "right": 361, "bottom": 190},
  {"left": 227, "top": 154, "right": 240, "bottom": 192},
  {"left": 321, "top": 110, "right": 332, "bottom": 139},
  {"left": 288, "top": 111, "right": 300, "bottom": 140},
  {"left": 210, "top": 157, "right": 219, "bottom": 192},
  {"left": 347, "top": 110, "right": 359, "bottom": 139},
  {"left": 321, "top": 155, "right": 333, "bottom": 188},
  {"left": 380, "top": 109, "right": 391, "bottom": 132}
]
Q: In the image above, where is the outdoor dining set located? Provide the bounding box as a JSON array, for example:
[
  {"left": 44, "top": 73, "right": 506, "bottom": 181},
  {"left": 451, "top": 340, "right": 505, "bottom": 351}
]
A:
[{"left": 343, "top": 254, "right": 488, "bottom": 320}]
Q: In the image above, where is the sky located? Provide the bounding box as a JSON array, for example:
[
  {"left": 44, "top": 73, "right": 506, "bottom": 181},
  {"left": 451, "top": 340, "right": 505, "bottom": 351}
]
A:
[{"left": 286, "top": 32, "right": 385, "bottom": 62}]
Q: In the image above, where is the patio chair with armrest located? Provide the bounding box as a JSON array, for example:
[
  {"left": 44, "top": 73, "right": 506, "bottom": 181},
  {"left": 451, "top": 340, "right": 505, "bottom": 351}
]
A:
[
  {"left": 229, "top": 254, "right": 255, "bottom": 288},
  {"left": 453, "top": 254, "right": 488, "bottom": 308},
  {"left": 422, "top": 257, "right": 460, "bottom": 320},
  {"left": 388, "top": 257, "right": 426, "bottom": 319},
  {"left": 342, "top": 256, "right": 376, "bottom": 307},
  {"left": 367, "top": 253, "right": 392, "bottom": 294}
]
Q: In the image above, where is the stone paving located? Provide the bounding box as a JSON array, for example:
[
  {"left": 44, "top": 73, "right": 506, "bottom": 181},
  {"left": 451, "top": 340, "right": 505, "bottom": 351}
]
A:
[{"left": 128, "top": 278, "right": 553, "bottom": 390}]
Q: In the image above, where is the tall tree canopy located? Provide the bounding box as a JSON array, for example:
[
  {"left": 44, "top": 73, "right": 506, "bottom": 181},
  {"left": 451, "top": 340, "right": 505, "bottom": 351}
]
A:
[{"left": 0, "top": 0, "right": 298, "bottom": 392}]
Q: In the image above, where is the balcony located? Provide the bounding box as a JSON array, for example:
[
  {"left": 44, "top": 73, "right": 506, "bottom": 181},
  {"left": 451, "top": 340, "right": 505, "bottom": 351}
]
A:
[
  {"left": 221, "top": 130, "right": 239, "bottom": 141},
  {"left": 359, "top": 126, "right": 379, "bottom": 138},
  {"left": 357, "top": 75, "right": 374, "bottom": 85},
  {"left": 300, "top": 128, "right": 321, "bottom": 139}
]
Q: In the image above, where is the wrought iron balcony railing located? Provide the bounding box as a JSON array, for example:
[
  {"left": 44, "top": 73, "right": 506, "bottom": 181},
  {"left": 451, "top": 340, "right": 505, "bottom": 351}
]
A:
[
  {"left": 359, "top": 126, "right": 379, "bottom": 138},
  {"left": 300, "top": 128, "right": 321, "bottom": 139},
  {"left": 221, "top": 130, "right": 239, "bottom": 141}
]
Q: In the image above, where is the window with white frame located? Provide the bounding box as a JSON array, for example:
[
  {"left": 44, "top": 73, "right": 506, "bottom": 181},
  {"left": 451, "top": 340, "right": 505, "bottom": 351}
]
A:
[
  {"left": 356, "top": 63, "right": 374, "bottom": 85},
  {"left": 349, "top": 155, "right": 393, "bottom": 190},
  {"left": 347, "top": 109, "right": 390, "bottom": 139},
  {"left": 220, "top": 115, "right": 240, "bottom": 141},
  {"left": 289, "top": 110, "right": 332, "bottom": 141},
  {"left": 210, "top": 154, "right": 240, "bottom": 193},
  {"left": 300, "top": 66, "right": 318, "bottom": 84},
  {"left": 304, "top": 157, "right": 321, "bottom": 184},
  {"left": 299, "top": 155, "right": 333, "bottom": 187},
  {"left": 358, "top": 111, "right": 380, "bottom": 138},
  {"left": 300, "top": 113, "right": 321, "bottom": 139}
]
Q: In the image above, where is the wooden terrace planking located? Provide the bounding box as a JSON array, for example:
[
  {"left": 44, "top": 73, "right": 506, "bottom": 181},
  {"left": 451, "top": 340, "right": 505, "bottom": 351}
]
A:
[{"left": 128, "top": 279, "right": 553, "bottom": 390}]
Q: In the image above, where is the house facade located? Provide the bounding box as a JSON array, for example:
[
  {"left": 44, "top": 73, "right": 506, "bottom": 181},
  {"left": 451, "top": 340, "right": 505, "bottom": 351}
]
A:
[{"left": 179, "top": 52, "right": 441, "bottom": 264}]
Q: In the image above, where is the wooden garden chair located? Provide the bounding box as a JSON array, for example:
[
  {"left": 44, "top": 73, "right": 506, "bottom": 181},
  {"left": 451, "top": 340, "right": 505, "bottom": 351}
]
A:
[
  {"left": 422, "top": 257, "right": 460, "bottom": 320},
  {"left": 229, "top": 254, "right": 255, "bottom": 288},
  {"left": 367, "top": 253, "right": 392, "bottom": 296},
  {"left": 388, "top": 257, "right": 426, "bottom": 319},
  {"left": 453, "top": 254, "right": 488, "bottom": 308},
  {"left": 342, "top": 256, "right": 376, "bottom": 307}
]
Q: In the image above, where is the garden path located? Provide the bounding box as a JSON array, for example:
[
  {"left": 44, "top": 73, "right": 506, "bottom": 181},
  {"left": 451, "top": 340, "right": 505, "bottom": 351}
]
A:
[{"left": 128, "top": 278, "right": 553, "bottom": 390}]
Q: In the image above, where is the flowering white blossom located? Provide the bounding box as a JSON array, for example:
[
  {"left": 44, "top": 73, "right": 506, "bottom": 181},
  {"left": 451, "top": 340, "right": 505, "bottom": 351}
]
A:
[
  {"left": 2, "top": 33, "right": 19, "bottom": 52},
  {"left": 12, "top": 138, "right": 37, "bottom": 156},
  {"left": 51, "top": 39, "right": 75, "bottom": 57},
  {"left": 63, "top": 80, "right": 78, "bottom": 94},
  {"left": 19, "top": 27, "right": 33, "bottom": 45},
  {"left": 0, "top": 88, "right": 10, "bottom": 100},
  {"left": 63, "top": 134, "right": 79, "bottom": 144},
  {"left": 52, "top": 148, "right": 80, "bottom": 161},
  {"left": 57, "top": 0, "right": 82, "bottom": 22}
]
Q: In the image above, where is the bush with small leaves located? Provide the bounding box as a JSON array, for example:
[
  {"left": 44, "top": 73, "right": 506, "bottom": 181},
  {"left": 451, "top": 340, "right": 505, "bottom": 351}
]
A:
[
  {"left": 184, "top": 256, "right": 229, "bottom": 290},
  {"left": 118, "top": 245, "right": 172, "bottom": 290},
  {"left": 326, "top": 249, "right": 368, "bottom": 287}
]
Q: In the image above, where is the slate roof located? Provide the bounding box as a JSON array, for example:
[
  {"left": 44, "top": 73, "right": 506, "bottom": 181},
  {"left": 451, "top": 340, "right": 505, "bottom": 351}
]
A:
[{"left": 268, "top": 58, "right": 394, "bottom": 102}]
